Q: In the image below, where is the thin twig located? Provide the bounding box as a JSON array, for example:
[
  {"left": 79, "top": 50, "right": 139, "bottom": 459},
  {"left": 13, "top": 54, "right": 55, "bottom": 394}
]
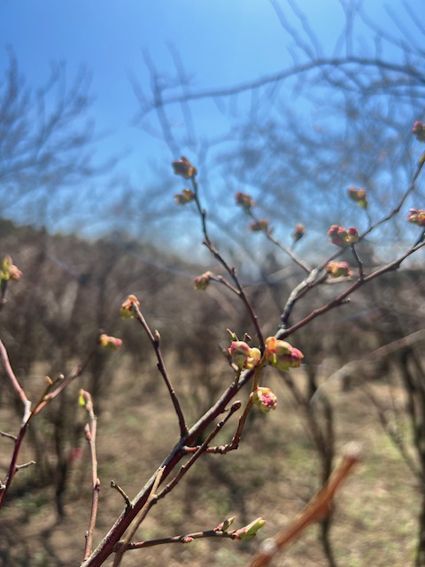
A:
[
  {"left": 81, "top": 390, "right": 100, "bottom": 561},
  {"left": 249, "top": 444, "right": 361, "bottom": 567},
  {"left": 190, "top": 176, "right": 265, "bottom": 350},
  {"left": 133, "top": 303, "right": 188, "bottom": 438},
  {"left": 117, "top": 527, "right": 237, "bottom": 551},
  {"left": 111, "top": 481, "right": 131, "bottom": 509}
]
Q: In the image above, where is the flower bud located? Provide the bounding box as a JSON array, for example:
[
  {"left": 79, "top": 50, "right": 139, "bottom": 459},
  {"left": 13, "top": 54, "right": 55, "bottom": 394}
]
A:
[
  {"left": 194, "top": 271, "right": 214, "bottom": 290},
  {"left": 412, "top": 121, "right": 425, "bottom": 142},
  {"left": 251, "top": 387, "right": 277, "bottom": 413},
  {"left": 250, "top": 219, "right": 269, "bottom": 232},
  {"left": 265, "top": 336, "right": 303, "bottom": 371},
  {"left": 228, "top": 341, "right": 261, "bottom": 370},
  {"left": 326, "top": 261, "right": 352, "bottom": 279},
  {"left": 99, "top": 333, "right": 122, "bottom": 350},
  {"left": 120, "top": 294, "right": 141, "bottom": 319},
  {"left": 171, "top": 156, "right": 197, "bottom": 179},
  {"left": 292, "top": 223, "right": 305, "bottom": 242},
  {"left": 0, "top": 256, "right": 22, "bottom": 282},
  {"left": 347, "top": 187, "right": 368, "bottom": 209},
  {"left": 408, "top": 208, "right": 425, "bottom": 227},
  {"left": 175, "top": 189, "right": 195, "bottom": 205},
  {"left": 328, "top": 225, "right": 359, "bottom": 247},
  {"left": 235, "top": 192, "right": 254, "bottom": 211},
  {"left": 234, "top": 517, "right": 266, "bottom": 540}
]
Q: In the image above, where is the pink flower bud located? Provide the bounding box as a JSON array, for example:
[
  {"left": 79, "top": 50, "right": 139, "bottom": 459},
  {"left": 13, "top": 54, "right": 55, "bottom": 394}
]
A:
[
  {"left": 227, "top": 341, "right": 261, "bottom": 370},
  {"left": 328, "top": 225, "right": 359, "bottom": 246},
  {"left": 234, "top": 517, "right": 266, "bottom": 540},
  {"left": 326, "top": 261, "right": 352, "bottom": 278},
  {"left": 347, "top": 187, "right": 368, "bottom": 209},
  {"left": 292, "top": 223, "right": 305, "bottom": 242},
  {"left": 412, "top": 121, "right": 425, "bottom": 142},
  {"left": 265, "top": 337, "right": 303, "bottom": 371},
  {"left": 408, "top": 208, "right": 425, "bottom": 227},
  {"left": 235, "top": 192, "right": 254, "bottom": 210},
  {"left": 251, "top": 387, "right": 277, "bottom": 413},
  {"left": 250, "top": 219, "right": 269, "bottom": 232},
  {"left": 120, "top": 294, "right": 141, "bottom": 319},
  {"left": 99, "top": 333, "right": 122, "bottom": 350},
  {"left": 175, "top": 189, "right": 195, "bottom": 205},
  {"left": 0, "top": 256, "right": 23, "bottom": 282},
  {"left": 171, "top": 156, "right": 197, "bottom": 179},
  {"left": 194, "top": 271, "right": 214, "bottom": 290}
]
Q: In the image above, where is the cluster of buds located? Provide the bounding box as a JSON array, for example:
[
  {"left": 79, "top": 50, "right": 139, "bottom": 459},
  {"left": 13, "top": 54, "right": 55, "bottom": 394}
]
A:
[
  {"left": 175, "top": 188, "right": 195, "bottom": 205},
  {"left": 233, "top": 517, "right": 266, "bottom": 541},
  {"left": 412, "top": 121, "right": 425, "bottom": 142},
  {"left": 194, "top": 270, "right": 214, "bottom": 290},
  {"left": 326, "top": 261, "right": 352, "bottom": 279},
  {"left": 328, "top": 225, "right": 359, "bottom": 247},
  {"left": 171, "top": 156, "right": 197, "bottom": 179},
  {"left": 292, "top": 223, "right": 305, "bottom": 242},
  {"left": 228, "top": 340, "right": 261, "bottom": 370},
  {"left": 250, "top": 219, "right": 269, "bottom": 232},
  {"left": 235, "top": 191, "right": 254, "bottom": 211},
  {"left": 120, "top": 294, "right": 141, "bottom": 319},
  {"left": 251, "top": 386, "right": 278, "bottom": 413},
  {"left": 265, "top": 336, "right": 303, "bottom": 371},
  {"left": 408, "top": 208, "right": 425, "bottom": 227},
  {"left": 348, "top": 187, "right": 368, "bottom": 209},
  {"left": 99, "top": 333, "right": 122, "bottom": 350},
  {"left": 0, "top": 256, "right": 22, "bottom": 282}
]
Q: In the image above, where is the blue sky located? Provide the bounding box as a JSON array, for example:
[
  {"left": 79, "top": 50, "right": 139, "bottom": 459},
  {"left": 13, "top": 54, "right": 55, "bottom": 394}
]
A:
[
  {"left": 0, "top": 1, "right": 373, "bottom": 182},
  {"left": 0, "top": 0, "right": 422, "bottom": 240}
]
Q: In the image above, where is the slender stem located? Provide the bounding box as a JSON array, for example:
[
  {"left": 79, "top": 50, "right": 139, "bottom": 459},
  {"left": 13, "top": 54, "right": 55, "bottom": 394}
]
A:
[
  {"left": 117, "top": 528, "right": 237, "bottom": 551},
  {"left": 111, "top": 481, "right": 131, "bottom": 509},
  {"left": 0, "top": 339, "right": 31, "bottom": 420},
  {"left": 113, "top": 467, "right": 165, "bottom": 566},
  {"left": 81, "top": 391, "right": 100, "bottom": 561},
  {"left": 351, "top": 244, "right": 364, "bottom": 280},
  {"left": 277, "top": 238, "right": 425, "bottom": 340},
  {"left": 191, "top": 176, "right": 265, "bottom": 350},
  {"left": 133, "top": 303, "right": 188, "bottom": 438},
  {"left": 249, "top": 445, "right": 361, "bottom": 567}
]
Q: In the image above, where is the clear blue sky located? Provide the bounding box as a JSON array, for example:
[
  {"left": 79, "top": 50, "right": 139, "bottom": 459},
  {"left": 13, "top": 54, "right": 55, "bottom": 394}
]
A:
[
  {"left": 0, "top": 0, "right": 422, "bottom": 238},
  {"left": 0, "top": 0, "right": 401, "bottom": 182}
]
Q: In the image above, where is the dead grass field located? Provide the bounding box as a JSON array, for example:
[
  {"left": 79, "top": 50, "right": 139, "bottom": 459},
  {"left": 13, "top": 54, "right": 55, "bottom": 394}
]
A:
[{"left": 0, "top": 364, "right": 420, "bottom": 567}]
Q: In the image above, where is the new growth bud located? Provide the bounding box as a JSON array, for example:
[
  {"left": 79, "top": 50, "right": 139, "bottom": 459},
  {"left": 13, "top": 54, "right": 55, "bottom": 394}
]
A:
[
  {"left": 235, "top": 192, "right": 254, "bottom": 211},
  {"left": 328, "top": 225, "right": 359, "bottom": 247},
  {"left": 194, "top": 271, "right": 214, "bottom": 290},
  {"left": 171, "top": 156, "right": 197, "bottom": 179},
  {"left": 175, "top": 189, "right": 195, "bottom": 205},
  {"left": 0, "top": 256, "right": 23, "bottom": 282},
  {"left": 250, "top": 220, "right": 269, "bottom": 232},
  {"left": 234, "top": 517, "right": 266, "bottom": 540},
  {"left": 99, "top": 333, "right": 122, "bottom": 350},
  {"left": 408, "top": 208, "right": 425, "bottom": 227},
  {"left": 228, "top": 341, "right": 261, "bottom": 370},
  {"left": 120, "top": 294, "right": 141, "bottom": 319},
  {"left": 347, "top": 187, "right": 368, "bottom": 209},
  {"left": 326, "top": 261, "right": 352, "bottom": 279},
  {"left": 292, "top": 224, "right": 305, "bottom": 242},
  {"left": 265, "top": 337, "right": 303, "bottom": 371},
  {"left": 413, "top": 121, "right": 425, "bottom": 142},
  {"left": 251, "top": 387, "right": 278, "bottom": 413}
]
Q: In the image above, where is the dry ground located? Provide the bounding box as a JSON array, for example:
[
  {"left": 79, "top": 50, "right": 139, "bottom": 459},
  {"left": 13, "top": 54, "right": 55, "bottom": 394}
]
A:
[{"left": 0, "top": 362, "right": 420, "bottom": 567}]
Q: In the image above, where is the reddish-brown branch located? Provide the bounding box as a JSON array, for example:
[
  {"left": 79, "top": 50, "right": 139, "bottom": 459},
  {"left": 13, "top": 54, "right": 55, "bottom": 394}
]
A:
[
  {"left": 249, "top": 444, "right": 361, "bottom": 567},
  {"left": 116, "top": 527, "right": 237, "bottom": 551},
  {"left": 81, "top": 390, "right": 100, "bottom": 561},
  {"left": 278, "top": 237, "right": 425, "bottom": 340},
  {"left": 190, "top": 176, "right": 265, "bottom": 351},
  {"left": 0, "top": 339, "right": 31, "bottom": 420},
  {"left": 133, "top": 303, "right": 188, "bottom": 438}
]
